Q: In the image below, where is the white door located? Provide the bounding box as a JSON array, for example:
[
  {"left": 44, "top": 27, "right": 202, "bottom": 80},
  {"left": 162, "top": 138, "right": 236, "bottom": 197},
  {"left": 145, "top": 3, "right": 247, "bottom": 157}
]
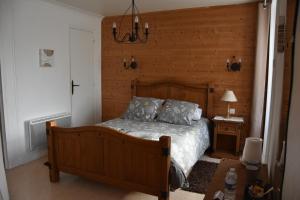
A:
[{"left": 70, "top": 28, "right": 96, "bottom": 126}]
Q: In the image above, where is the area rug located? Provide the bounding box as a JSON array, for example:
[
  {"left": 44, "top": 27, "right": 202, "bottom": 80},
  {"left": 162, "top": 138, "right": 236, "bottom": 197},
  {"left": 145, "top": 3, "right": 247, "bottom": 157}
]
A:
[{"left": 183, "top": 160, "right": 219, "bottom": 194}]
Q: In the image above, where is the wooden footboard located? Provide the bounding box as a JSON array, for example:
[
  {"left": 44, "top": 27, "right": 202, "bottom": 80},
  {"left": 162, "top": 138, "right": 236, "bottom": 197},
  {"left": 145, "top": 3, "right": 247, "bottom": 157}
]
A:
[{"left": 46, "top": 121, "right": 171, "bottom": 200}]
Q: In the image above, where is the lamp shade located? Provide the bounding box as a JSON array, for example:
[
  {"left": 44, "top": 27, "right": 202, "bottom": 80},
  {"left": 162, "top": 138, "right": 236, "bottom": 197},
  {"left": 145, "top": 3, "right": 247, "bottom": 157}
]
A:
[
  {"left": 221, "top": 90, "right": 238, "bottom": 102},
  {"left": 241, "top": 137, "right": 263, "bottom": 170}
]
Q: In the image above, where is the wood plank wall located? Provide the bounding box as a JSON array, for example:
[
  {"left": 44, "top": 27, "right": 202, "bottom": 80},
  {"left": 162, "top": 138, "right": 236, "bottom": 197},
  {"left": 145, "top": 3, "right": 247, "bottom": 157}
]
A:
[{"left": 101, "top": 3, "right": 258, "bottom": 140}]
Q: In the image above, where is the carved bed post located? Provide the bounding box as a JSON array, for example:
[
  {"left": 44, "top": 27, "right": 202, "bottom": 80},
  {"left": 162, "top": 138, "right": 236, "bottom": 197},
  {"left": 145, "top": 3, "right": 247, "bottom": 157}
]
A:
[
  {"left": 46, "top": 121, "right": 59, "bottom": 182},
  {"left": 159, "top": 136, "right": 171, "bottom": 200}
]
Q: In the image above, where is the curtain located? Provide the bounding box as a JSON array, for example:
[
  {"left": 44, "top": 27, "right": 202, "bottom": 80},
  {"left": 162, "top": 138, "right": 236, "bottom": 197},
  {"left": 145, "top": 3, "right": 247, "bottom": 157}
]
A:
[
  {"left": 282, "top": 5, "right": 300, "bottom": 199},
  {"left": 250, "top": 3, "right": 270, "bottom": 138}
]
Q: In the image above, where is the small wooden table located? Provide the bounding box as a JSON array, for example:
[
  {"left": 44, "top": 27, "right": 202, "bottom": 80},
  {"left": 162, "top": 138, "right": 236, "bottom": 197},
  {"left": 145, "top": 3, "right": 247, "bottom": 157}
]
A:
[
  {"left": 204, "top": 159, "right": 268, "bottom": 200},
  {"left": 213, "top": 116, "right": 244, "bottom": 155}
]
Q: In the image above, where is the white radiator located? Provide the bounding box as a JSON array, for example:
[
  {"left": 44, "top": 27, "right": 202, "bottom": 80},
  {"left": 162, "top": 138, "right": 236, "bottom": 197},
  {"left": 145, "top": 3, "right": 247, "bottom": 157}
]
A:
[{"left": 26, "top": 112, "right": 72, "bottom": 151}]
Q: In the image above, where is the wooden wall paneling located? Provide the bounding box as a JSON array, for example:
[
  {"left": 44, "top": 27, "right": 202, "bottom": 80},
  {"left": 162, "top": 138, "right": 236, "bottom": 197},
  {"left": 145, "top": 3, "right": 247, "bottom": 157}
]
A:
[{"left": 102, "top": 3, "right": 258, "bottom": 141}]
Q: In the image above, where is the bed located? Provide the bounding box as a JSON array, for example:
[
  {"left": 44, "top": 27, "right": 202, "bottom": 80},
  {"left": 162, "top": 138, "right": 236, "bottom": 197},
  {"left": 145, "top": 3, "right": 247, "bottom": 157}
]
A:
[{"left": 45, "top": 79, "right": 214, "bottom": 200}]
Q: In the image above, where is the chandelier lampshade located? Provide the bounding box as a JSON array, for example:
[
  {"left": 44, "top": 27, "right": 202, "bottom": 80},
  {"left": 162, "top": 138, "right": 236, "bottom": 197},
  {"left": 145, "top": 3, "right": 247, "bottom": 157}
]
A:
[{"left": 112, "top": 0, "right": 149, "bottom": 44}]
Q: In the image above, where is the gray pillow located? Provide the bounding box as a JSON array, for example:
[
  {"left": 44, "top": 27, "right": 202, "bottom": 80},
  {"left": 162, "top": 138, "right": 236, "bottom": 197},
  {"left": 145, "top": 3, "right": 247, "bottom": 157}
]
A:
[
  {"left": 157, "top": 99, "right": 199, "bottom": 125},
  {"left": 123, "top": 96, "right": 164, "bottom": 122}
]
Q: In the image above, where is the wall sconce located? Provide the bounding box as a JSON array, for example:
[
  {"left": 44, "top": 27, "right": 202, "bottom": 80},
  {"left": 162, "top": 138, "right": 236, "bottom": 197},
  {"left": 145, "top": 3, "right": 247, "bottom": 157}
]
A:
[
  {"left": 226, "top": 56, "right": 242, "bottom": 72},
  {"left": 123, "top": 56, "right": 138, "bottom": 70}
]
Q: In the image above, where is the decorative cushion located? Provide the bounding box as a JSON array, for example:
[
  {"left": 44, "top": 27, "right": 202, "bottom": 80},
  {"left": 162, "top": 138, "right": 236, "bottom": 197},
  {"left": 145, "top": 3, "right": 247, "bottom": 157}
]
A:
[
  {"left": 192, "top": 108, "right": 202, "bottom": 121},
  {"left": 157, "top": 99, "right": 199, "bottom": 125},
  {"left": 123, "top": 96, "right": 164, "bottom": 122}
]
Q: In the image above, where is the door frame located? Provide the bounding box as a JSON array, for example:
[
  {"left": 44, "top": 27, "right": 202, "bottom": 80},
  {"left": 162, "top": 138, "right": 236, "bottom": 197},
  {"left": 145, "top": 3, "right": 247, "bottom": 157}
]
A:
[
  {"left": 0, "top": 60, "right": 9, "bottom": 200},
  {"left": 0, "top": 61, "right": 9, "bottom": 170},
  {"left": 68, "top": 26, "right": 101, "bottom": 124}
]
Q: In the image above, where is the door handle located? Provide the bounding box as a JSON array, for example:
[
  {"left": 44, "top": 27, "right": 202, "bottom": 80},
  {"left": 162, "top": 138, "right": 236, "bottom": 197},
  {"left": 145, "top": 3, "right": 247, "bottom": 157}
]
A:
[{"left": 72, "top": 80, "right": 80, "bottom": 95}]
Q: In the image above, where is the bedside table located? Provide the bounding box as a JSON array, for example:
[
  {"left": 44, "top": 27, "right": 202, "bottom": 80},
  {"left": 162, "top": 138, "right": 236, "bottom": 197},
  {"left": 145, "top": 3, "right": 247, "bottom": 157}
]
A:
[{"left": 213, "top": 116, "right": 244, "bottom": 155}]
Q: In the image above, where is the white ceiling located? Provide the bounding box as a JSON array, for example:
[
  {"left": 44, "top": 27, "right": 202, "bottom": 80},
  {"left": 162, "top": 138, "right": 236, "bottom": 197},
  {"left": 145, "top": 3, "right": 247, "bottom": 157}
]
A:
[{"left": 48, "top": 0, "right": 258, "bottom": 16}]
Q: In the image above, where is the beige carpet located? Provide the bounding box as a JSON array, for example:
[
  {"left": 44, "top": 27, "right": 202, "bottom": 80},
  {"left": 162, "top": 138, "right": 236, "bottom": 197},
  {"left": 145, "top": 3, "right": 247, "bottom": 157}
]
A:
[{"left": 6, "top": 157, "right": 204, "bottom": 200}]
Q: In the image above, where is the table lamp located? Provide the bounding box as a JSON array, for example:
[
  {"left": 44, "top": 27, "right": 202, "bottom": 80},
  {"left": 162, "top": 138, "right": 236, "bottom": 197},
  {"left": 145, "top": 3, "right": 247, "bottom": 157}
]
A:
[
  {"left": 221, "top": 90, "right": 237, "bottom": 118},
  {"left": 241, "top": 137, "right": 263, "bottom": 170}
]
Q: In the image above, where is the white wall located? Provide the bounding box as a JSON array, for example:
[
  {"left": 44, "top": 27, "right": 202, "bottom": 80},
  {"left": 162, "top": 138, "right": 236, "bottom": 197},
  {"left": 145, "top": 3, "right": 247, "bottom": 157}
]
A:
[
  {"left": 282, "top": 5, "right": 300, "bottom": 200},
  {"left": 0, "top": 0, "right": 102, "bottom": 168}
]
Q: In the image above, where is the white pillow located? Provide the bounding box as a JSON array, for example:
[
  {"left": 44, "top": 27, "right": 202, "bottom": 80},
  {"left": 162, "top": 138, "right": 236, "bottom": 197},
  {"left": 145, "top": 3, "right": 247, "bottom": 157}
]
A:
[{"left": 192, "top": 108, "right": 202, "bottom": 121}]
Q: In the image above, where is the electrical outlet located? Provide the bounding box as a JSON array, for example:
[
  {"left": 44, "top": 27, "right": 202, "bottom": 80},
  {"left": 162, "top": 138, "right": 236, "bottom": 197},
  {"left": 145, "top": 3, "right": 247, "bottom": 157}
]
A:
[{"left": 229, "top": 108, "right": 235, "bottom": 115}]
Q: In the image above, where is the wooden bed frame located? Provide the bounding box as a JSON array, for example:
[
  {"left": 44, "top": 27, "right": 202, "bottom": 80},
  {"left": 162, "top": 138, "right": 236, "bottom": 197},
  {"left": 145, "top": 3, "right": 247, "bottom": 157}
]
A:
[{"left": 46, "top": 79, "right": 214, "bottom": 200}]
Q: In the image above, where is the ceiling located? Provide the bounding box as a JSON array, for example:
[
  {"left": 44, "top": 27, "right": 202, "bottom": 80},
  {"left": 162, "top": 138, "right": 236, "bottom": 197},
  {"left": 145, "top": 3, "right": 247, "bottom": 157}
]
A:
[{"left": 48, "top": 0, "right": 258, "bottom": 16}]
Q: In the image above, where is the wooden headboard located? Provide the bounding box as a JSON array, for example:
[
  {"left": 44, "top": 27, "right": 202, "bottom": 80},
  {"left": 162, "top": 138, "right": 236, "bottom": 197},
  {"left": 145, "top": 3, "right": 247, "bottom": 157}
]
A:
[{"left": 131, "top": 79, "right": 214, "bottom": 119}]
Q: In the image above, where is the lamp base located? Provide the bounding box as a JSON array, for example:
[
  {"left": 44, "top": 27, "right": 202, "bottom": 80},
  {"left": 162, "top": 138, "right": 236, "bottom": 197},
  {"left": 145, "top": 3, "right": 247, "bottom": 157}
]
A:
[
  {"left": 245, "top": 164, "right": 260, "bottom": 171},
  {"left": 241, "top": 160, "right": 261, "bottom": 171},
  {"left": 226, "top": 102, "right": 231, "bottom": 118}
]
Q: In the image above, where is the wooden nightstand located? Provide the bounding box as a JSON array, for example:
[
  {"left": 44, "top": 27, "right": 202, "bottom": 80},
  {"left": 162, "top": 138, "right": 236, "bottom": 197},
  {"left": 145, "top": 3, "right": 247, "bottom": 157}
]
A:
[{"left": 213, "top": 116, "right": 244, "bottom": 155}]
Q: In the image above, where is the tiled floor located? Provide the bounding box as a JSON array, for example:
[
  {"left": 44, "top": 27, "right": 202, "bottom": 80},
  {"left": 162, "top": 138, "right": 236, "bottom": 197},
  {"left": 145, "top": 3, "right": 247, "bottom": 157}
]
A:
[{"left": 6, "top": 157, "right": 205, "bottom": 200}]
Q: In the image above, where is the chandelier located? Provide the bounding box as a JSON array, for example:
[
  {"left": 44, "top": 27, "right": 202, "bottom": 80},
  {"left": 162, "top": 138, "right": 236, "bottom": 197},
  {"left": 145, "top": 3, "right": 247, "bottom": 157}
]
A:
[{"left": 112, "top": 0, "right": 149, "bottom": 44}]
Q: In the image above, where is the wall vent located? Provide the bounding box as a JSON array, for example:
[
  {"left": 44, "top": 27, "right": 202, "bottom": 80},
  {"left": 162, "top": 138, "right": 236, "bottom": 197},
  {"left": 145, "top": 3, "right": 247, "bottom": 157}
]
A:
[{"left": 26, "top": 112, "right": 71, "bottom": 151}]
